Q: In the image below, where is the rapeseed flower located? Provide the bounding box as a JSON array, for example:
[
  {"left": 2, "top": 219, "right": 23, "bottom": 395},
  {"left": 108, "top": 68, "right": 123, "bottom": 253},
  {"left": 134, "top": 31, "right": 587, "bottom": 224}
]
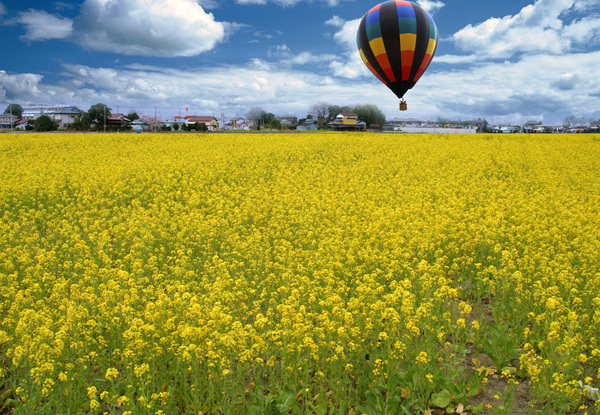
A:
[{"left": 0, "top": 132, "right": 598, "bottom": 413}]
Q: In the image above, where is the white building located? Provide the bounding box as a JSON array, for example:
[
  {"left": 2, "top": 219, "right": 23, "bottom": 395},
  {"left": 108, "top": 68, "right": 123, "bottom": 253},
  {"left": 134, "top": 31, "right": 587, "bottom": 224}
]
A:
[{"left": 22, "top": 105, "right": 84, "bottom": 128}]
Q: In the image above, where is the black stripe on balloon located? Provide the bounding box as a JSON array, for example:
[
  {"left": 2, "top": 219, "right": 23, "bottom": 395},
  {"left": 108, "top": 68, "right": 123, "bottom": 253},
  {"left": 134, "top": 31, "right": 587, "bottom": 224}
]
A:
[
  {"left": 408, "top": 4, "right": 430, "bottom": 82},
  {"left": 417, "top": 31, "right": 438, "bottom": 82},
  {"left": 358, "top": 13, "right": 389, "bottom": 84},
  {"left": 379, "top": 1, "right": 402, "bottom": 83}
]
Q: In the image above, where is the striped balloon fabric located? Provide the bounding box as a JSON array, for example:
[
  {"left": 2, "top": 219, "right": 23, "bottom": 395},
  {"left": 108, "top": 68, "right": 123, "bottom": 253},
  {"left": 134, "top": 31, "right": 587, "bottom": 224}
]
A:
[{"left": 357, "top": 1, "right": 438, "bottom": 99}]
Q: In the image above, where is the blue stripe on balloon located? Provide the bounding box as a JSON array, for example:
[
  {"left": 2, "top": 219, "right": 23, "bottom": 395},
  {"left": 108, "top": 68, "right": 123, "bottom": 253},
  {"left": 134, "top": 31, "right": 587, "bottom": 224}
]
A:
[{"left": 365, "top": 9, "right": 380, "bottom": 27}]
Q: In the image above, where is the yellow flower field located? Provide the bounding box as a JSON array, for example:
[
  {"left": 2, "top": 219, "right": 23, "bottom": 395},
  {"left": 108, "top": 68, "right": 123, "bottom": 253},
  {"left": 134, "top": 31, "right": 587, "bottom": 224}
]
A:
[{"left": 0, "top": 132, "right": 599, "bottom": 414}]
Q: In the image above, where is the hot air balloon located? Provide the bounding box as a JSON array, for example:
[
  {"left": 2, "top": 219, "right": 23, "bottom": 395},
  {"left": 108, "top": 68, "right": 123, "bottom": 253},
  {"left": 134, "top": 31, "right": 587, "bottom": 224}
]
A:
[{"left": 356, "top": 1, "right": 438, "bottom": 111}]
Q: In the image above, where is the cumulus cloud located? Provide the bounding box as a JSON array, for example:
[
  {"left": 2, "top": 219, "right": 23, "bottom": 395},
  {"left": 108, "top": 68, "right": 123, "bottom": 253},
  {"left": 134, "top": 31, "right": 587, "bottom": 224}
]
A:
[
  {"left": 416, "top": 1, "right": 445, "bottom": 15},
  {"left": 0, "top": 3, "right": 6, "bottom": 18},
  {"left": 552, "top": 72, "right": 581, "bottom": 90},
  {"left": 325, "top": 15, "right": 345, "bottom": 27},
  {"left": 236, "top": 0, "right": 343, "bottom": 6},
  {"left": 12, "top": 9, "right": 73, "bottom": 41},
  {"left": 3, "top": 46, "right": 600, "bottom": 125},
  {"left": 55, "top": 62, "right": 379, "bottom": 116},
  {"left": 418, "top": 50, "right": 600, "bottom": 122},
  {"left": 72, "top": 0, "right": 226, "bottom": 57},
  {"left": 328, "top": 18, "right": 369, "bottom": 79},
  {"left": 572, "top": 0, "right": 600, "bottom": 11},
  {"left": 434, "top": 54, "right": 481, "bottom": 64},
  {"left": 332, "top": 18, "right": 360, "bottom": 52},
  {"left": 451, "top": 0, "right": 575, "bottom": 58},
  {"left": 563, "top": 16, "right": 600, "bottom": 45},
  {"left": 0, "top": 70, "right": 45, "bottom": 101},
  {"left": 268, "top": 44, "right": 292, "bottom": 58},
  {"left": 267, "top": 44, "right": 336, "bottom": 67}
]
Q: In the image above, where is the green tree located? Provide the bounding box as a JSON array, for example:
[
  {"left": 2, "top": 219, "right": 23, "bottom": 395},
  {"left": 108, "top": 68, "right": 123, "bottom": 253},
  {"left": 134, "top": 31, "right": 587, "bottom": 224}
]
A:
[
  {"left": 127, "top": 112, "right": 140, "bottom": 121},
  {"left": 263, "top": 112, "right": 281, "bottom": 129},
  {"left": 87, "top": 103, "right": 111, "bottom": 129},
  {"left": 173, "top": 122, "right": 180, "bottom": 131},
  {"left": 4, "top": 103, "right": 23, "bottom": 118},
  {"left": 34, "top": 114, "right": 58, "bottom": 132},
  {"left": 352, "top": 104, "right": 386, "bottom": 129},
  {"left": 79, "top": 113, "right": 94, "bottom": 130}
]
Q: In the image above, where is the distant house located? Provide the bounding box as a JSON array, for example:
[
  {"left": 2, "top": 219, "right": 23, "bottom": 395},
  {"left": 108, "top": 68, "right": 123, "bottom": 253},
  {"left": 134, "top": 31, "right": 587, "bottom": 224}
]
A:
[
  {"left": 523, "top": 120, "right": 545, "bottom": 133},
  {"left": 277, "top": 115, "right": 298, "bottom": 127},
  {"left": 329, "top": 113, "right": 366, "bottom": 131},
  {"left": 51, "top": 107, "right": 85, "bottom": 129},
  {"left": 129, "top": 120, "right": 150, "bottom": 132},
  {"left": 0, "top": 112, "right": 19, "bottom": 129},
  {"left": 21, "top": 105, "right": 84, "bottom": 128},
  {"left": 297, "top": 118, "right": 318, "bottom": 131},
  {"left": 107, "top": 114, "right": 131, "bottom": 128},
  {"left": 568, "top": 125, "right": 588, "bottom": 133},
  {"left": 185, "top": 116, "right": 219, "bottom": 131},
  {"left": 227, "top": 118, "right": 250, "bottom": 130}
]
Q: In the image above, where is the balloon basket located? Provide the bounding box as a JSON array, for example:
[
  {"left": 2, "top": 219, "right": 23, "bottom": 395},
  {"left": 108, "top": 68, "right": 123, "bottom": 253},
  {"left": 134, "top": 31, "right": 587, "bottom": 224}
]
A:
[{"left": 399, "top": 100, "right": 408, "bottom": 111}]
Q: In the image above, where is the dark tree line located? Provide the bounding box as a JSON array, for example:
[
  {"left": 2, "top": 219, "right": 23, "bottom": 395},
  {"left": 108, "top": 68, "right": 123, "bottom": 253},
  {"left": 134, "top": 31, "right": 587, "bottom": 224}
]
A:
[{"left": 308, "top": 102, "right": 386, "bottom": 129}]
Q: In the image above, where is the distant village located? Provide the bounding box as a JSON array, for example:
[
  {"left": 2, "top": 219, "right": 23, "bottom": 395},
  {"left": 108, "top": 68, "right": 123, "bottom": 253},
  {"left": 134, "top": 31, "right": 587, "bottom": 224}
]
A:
[{"left": 2, "top": 104, "right": 599, "bottom": 134}]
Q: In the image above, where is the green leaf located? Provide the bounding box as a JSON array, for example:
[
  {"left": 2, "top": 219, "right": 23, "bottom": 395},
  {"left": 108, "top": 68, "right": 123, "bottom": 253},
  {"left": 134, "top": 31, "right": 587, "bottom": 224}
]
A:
[
  {"left": 469, "top": 403, "right": 485, "bottom": 414},
  {"left": 275, "top": 404, "right": 290, "bottom": 413},
  {"left": 355, "top": 404, "right": 379, "bottom": 415},
  {"left": 277, "top": 390, "right": 295, "bottom": 406},
  {"left": 430, "top": 389, "right": 452, "bottom": 408}
]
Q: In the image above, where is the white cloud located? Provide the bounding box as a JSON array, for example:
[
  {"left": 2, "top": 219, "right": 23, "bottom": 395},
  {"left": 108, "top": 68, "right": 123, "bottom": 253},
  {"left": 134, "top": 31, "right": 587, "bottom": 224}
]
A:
[
  {"left": 268, "top": 44, "right": 292, "bottom": 58},
  {"left": 54, "top": 62, "right": 381, "bottom": 116},
  {"left": 451, "top": 0, "right": 576, "bottom": 58},
  {"left": 0, "top": 70, "right": 45, "bottom": 101},
  {"left": 563, "top": 15, "right": 600, "bottom": 44},
  {"left": 285, "top": 51, "right": 338, "bottom": 66},
  {"left": 418, "top": 50, "right": 600, "bottom": 122},
  {"left": 14, "top": 9, "right": 73, "bottom": 41},
  {"left": 416, "top": 1, "right": 445, "bottom": 15},
  {"left": 268, "top": 44, "right": 337, "bottom": 67},
  {"left": 328, "top": 18, "right": 369, "bottom": 79},
  {"left": 236, "top": 0, "right": 343, "bottom": 5},
  {"left": 573, "top": 0, "right": 600, "bottom": 11},
  {"left": 325, "top": 15, "right": 345, "bottom": 27},
  {"left": 434, "top": 54, "right": 481, "bottom": 64},
  {"left": 72, "top": 0, "right": 226, "bottom": 57},
  {"left": 332, "top": 18, "right": 360, "bottom": 51},
  {"left": 3, "top": 47, "right": 600, "bottom": 125},
  {"left": 0, "top": 3, "right": 6, "bottom": 18},
  {"left": 551, "top": 72, "right": 581, "bottom": 90}
]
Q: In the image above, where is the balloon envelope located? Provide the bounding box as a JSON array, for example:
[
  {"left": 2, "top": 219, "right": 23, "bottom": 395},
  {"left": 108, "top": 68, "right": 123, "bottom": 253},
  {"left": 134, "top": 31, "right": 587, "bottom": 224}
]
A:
[{"left": 356, "top": 1, "right": 438, "bottom": 99}]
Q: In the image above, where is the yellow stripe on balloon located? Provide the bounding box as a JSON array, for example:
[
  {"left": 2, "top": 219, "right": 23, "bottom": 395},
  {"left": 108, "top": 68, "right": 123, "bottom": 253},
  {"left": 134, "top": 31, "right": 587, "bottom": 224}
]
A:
[
  {"left": 426, "top": 38, "right": 436, "bottom": 55},
  {"left": 369, "top": 37, "right": 386, "bottom": 57},
  {"left": 399, "top": 33, "right": 416, "bottom": 52}
]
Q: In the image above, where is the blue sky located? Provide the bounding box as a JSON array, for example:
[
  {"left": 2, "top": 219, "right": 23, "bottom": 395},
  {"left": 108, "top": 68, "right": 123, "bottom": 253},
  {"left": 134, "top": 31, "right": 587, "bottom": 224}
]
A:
[{"left": 1, "top": 0, "right": 599, "bottom": 124}]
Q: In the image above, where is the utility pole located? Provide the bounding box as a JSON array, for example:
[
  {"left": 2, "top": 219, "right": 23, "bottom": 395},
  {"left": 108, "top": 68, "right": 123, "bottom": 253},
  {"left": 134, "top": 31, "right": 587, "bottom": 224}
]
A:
[
  {"left": 104, "top": 104, "right": 106, "bottom": 133},
  {"left": 155, "top": 106, "right": 157, "bottom": 132},
  {"left": 9, "top": 105, "right": 13, "bottom": 133}
]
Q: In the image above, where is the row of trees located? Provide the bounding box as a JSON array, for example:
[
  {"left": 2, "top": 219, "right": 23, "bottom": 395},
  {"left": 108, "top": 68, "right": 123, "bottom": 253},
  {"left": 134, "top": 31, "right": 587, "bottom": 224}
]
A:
[
  {"left": 6, "top": 101, "right": 386, "bottom": 132},
  {"left": 307, "top": 102, "right": 386, "bottom": 129},
  {"left": 245, "top": 103, "right": 387, "bottom": 130}
]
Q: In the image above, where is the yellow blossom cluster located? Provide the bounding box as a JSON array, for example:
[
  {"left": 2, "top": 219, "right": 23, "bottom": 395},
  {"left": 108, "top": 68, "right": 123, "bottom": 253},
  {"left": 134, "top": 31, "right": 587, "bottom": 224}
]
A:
[{"left": 0, "top": 132, "right": 599, "bottom": 413}]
